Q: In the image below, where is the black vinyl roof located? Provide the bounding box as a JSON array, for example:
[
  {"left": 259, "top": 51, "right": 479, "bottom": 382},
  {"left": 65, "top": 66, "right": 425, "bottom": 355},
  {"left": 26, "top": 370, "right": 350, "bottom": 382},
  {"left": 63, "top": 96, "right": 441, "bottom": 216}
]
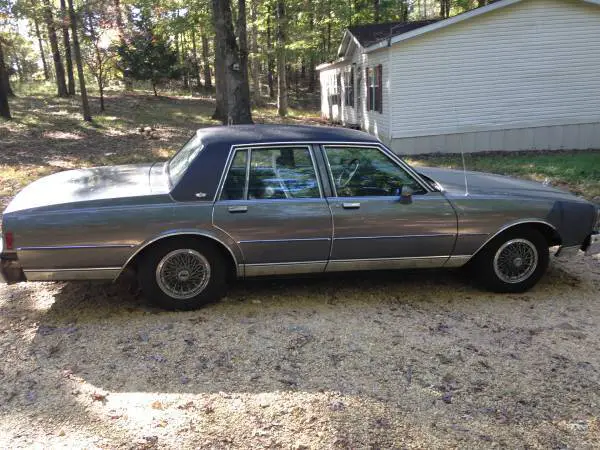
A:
[
  {"left": 171, "top": 125, "right": 379, "bottom": 201},
  {"left": 195, "top": 124, "right": 379, "bottom": 146},
  {"left": 347, "top": 19, "right": 440, "bottom": 48}
]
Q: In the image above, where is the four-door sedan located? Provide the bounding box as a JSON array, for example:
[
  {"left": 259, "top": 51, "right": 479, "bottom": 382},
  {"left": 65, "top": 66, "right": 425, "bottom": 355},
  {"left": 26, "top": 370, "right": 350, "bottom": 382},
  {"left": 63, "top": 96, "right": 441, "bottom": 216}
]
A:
[{"left": 1, "top": 125, "right": 599, "bottom": 310}]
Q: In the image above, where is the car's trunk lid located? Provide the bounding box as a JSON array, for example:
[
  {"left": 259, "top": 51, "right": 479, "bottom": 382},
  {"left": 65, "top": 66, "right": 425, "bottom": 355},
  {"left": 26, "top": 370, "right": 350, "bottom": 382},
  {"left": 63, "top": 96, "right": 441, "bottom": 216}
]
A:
[{"left": 5, "top": 163, "right": 169, "bottom": 214}]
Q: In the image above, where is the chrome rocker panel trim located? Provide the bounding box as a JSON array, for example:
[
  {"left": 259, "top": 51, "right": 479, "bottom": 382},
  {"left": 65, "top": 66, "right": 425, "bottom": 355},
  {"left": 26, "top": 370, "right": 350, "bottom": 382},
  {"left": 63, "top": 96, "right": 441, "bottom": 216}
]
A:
[{"left": 25, "top": 267, "right": 121, "bottom": 281}]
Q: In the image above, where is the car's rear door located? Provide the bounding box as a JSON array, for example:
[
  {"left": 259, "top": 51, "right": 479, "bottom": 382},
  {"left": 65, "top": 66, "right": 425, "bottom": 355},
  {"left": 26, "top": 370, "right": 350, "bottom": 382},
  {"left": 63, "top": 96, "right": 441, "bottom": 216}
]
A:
[
  {"left": 213, "top": 144, "right": 333, "bottom": 276},
  {"left": 320, "top": 144, "right": 458, "bottom": 271}
]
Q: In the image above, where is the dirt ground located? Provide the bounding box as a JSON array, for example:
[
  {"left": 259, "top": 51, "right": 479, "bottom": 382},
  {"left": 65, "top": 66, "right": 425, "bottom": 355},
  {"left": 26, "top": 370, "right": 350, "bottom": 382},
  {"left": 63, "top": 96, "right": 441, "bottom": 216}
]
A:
[
  {"left": 1, "top": 255, "right": 599, "bottom": 448},
  {"left": 1, "top": 93, "right": 600, "bottom": 448}
]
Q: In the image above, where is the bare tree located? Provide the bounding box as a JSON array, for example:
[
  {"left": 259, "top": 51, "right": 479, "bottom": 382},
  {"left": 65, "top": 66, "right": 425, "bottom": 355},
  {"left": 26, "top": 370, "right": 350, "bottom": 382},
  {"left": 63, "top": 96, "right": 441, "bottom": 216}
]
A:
[
  {"left": 276, "top": 0, "right": 287, "bottom": 116},
  {"left": 32, "top": 14, "right": 49, "bottom": 80},
  {"left": 211, "top": 0, "right": 252, "bottom": 124},
  {"left": 249, "top": 0, "right": 261, "bottom": 103},
  {"left": 67, "top": 0, "right": 91, "bottom": 121},
  {"left": 42, "top": 0, "right": 68, "bottom": 96},
  {"left": 0, "top": 38, "right": 11, "bottom": 119},
  {"left": 59, "top": 0, "right": 75, "bottom": 94},
  {"left": 201, "top": 34, "right": 212, "bottom": 89},
  {"left": 237, "top": 0, "right": 251, "bottom": 110}
]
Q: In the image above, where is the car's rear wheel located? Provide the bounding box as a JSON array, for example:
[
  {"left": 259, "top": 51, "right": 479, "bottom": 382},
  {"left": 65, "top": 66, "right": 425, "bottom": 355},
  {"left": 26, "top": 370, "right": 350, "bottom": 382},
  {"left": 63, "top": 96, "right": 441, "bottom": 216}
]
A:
[
  {"left": 138, "top": 239, "right": 227, "bottom": 310},
  {"left": 474, "top": 228, "right": 549, "bottom": 293}
]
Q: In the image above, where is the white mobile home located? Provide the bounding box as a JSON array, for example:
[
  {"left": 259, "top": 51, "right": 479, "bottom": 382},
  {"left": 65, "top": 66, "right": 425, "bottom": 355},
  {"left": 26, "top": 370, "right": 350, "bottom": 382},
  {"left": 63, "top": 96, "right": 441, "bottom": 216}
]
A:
[{"left": 317, "top": 0, "right": 600, "bottom": 154}]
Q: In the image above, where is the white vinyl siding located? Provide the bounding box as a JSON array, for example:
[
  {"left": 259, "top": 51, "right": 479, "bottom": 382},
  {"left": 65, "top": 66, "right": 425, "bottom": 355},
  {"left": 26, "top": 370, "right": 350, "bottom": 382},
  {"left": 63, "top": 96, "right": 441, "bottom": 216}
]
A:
[
  {"left": 357, "top": 50, "right": 390, "bottom": 142},
  {"left": 389, "top": 0, "right": 600, "bottom": 140}
]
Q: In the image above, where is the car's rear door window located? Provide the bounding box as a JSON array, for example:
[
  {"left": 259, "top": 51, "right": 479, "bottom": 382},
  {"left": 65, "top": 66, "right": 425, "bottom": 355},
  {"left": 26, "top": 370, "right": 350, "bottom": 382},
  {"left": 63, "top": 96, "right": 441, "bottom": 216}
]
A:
[{"left": 220, "top": 146, "right": 321, "bottom": 200}]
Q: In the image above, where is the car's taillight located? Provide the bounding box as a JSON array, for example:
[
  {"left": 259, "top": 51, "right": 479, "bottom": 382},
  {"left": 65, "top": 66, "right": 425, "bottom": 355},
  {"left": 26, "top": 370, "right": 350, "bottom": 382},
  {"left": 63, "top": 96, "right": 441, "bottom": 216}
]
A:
[{"left": 4, "top": 232, "right": 14, "bottom": 250}]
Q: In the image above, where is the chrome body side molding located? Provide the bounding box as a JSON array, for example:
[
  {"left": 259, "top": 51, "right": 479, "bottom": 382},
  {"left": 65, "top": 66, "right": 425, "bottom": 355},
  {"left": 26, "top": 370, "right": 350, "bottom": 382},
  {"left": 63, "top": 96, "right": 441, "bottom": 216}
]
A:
[
  {"left": 243, "top": 261, "right": 328, "bottom": 277},
  {"left": 25, "top": 267, "right": 121, "bottom": 281},
  {"left": 325, "top": 256, "right": 451, "bottom": 272},
  {"left": 17, "top": 244, "right": 136, "bottom": 251}
]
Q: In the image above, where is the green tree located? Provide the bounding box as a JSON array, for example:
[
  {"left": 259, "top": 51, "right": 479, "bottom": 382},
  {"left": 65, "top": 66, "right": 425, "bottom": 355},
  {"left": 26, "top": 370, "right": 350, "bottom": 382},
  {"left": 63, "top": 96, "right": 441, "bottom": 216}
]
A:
[{"left": 116, "top": 16, "right": 180, "bottom": 96}]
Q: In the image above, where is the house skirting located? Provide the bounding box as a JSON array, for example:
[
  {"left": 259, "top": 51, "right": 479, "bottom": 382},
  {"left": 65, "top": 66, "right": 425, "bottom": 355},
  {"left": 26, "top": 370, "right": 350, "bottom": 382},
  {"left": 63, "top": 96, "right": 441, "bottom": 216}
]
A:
[{"left": 387, "top": 122, "right": 600, "bottom": 155}]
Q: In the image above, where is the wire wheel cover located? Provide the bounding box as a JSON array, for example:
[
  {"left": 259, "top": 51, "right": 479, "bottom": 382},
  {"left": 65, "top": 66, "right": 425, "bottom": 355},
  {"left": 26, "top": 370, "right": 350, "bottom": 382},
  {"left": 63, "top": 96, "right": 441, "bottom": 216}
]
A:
[
  {"left": 156, "top": 249, "right": 211, "bottom": 299},
  {"left": 493, "top": 238, "right": 538, "bottom": 284}
]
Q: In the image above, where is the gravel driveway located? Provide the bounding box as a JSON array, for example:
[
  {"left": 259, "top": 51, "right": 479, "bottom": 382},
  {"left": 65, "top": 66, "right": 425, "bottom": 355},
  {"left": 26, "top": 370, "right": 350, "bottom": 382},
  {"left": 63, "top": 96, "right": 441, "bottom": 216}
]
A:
[{"left": 1, "top": 254, "right": 599, "bottom": 448}]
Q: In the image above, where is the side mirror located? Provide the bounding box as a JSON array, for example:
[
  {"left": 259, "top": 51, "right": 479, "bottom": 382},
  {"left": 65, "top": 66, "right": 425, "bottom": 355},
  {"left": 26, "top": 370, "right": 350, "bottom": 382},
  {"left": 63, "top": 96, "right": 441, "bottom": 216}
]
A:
[{"left": 399, "top": 185, "right": 413, "bottom": 204}]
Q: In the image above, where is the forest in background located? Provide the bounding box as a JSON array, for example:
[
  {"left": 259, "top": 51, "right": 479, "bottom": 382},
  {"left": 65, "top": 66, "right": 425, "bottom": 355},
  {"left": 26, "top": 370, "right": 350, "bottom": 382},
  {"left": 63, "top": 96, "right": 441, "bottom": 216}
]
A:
[{"left": 0, "top": 0, "right": 490, "bottom": 122}]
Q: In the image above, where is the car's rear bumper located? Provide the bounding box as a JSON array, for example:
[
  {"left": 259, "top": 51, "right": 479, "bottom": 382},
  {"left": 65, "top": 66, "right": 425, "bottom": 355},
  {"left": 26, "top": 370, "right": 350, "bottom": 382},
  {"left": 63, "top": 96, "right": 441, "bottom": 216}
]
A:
[{"left": 0, "top": 238, "right": 25, "bottom": 284}]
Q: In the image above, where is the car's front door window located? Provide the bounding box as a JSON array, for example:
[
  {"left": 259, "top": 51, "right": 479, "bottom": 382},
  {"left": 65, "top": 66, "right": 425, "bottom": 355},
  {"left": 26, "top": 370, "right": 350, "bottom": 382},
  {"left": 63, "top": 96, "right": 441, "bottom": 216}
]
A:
[{"left": 324, "top": 146, "right": 425, "bottom": 197}]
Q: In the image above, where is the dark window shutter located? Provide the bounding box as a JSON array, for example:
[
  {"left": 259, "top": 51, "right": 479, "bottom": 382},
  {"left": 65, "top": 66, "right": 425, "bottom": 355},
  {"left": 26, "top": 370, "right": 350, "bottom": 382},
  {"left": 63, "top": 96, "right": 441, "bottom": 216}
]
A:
[
  {"left": 365, "top": 67, "right": 371, "bottom": 111},
  {"left": 376, "top": 64, "right": 383, "bottom": 113}
]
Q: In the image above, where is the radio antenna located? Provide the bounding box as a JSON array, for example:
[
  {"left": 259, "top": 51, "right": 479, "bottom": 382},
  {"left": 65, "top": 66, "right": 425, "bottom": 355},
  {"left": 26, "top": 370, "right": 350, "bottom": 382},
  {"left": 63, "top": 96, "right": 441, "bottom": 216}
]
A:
[
  {"left": 452, "top": 103, "right": 469, "bottom": 196},
  {"left": 461, "top": 149, "right": 469, "bottom": 196}
]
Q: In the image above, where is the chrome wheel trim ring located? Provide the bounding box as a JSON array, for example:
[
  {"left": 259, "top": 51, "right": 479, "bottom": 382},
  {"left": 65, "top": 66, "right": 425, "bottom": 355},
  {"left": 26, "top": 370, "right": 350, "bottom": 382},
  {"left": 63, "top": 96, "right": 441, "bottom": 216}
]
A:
[
  {"left": 156, "top": 249, "right": 211, "bottom": 300},
  {"left": 493, "top": 238, "right": 538, "bottom": 284}
]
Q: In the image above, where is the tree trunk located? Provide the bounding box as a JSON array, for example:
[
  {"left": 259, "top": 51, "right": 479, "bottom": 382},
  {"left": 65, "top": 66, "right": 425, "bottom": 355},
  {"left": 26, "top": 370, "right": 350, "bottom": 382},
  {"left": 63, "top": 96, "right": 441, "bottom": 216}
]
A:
[
  {"left": 33, "top": 16, "right": 50, "bottom": 80},
  {"left": 67, "top": 0, "right": 91, "bottom": 121},
  {"left": 191, "top": 30, "right": 202, "bottom": 90},
  {"left": 266, "top": 14, "right": 274, "bottom": 98},
  {"left": 250, "top": 0, "right": 261, "bottom": 103},
  {"left": 201, "top": 34, "right": 212, "bottom": 89},
  {"left": 59, "top": 0, "right": 75, "bottom": 95},
  {"left": 114, "top": 0, "right": 125, "bottom": 39},
  {"left": 276, "top": 0, "right": 287, "bottom": 116},
  {"left": 237, "top": 0, "right": 252, "bottom": 110},
  {"left": 373, "top": 0, "right": 380, "bottom": 22},
  {"left": 212, "top": 0, "right": 253, "bottom": 124},
  {"left": 43, "top": 0, "right": 68, "bottom": 97},
  {"left": 477, "top": 0, "right": 488, "bottom": 6},
  {"left": 0, "top": 40, "right": 11, "bottom": 119},
  {"left": 212, "top": 35, "right": 226, "bottom": 121}
]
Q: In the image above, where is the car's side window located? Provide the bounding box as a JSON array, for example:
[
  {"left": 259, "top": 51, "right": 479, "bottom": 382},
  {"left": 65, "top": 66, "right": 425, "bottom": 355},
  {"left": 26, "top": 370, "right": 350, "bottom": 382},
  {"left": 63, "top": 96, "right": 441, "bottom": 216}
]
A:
[
  {"left": 324, "top": 146, "right": 426, "bottom": 197},
  {"left": 220, "top": 149, "right": 248, "bottom": 200},
  {"left": 220, "top": 146, "right": 321, "bottom": 200}
]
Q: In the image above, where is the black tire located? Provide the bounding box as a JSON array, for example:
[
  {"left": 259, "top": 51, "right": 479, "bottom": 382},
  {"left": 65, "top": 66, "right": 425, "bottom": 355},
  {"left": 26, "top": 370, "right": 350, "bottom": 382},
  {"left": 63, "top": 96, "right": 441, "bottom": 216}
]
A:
[
  {"left": 473, "top": 228, "right": 549, "bottom": 293},
  {"left": 137, "top": 238, "right": 227, "bottom": 310}
]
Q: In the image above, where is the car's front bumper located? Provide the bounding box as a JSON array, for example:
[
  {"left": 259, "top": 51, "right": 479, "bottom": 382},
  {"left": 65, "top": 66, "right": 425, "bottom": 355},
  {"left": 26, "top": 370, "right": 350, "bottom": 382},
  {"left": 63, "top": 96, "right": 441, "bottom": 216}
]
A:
[
  {"left": 585, "top": 232, "right": 600, "bottom": 256},
  {"left": 555, "top": 232, "right": 600, "bottom": 259},
  {"left": 0, "top": 237, "right": 25, "bottom": 284}
]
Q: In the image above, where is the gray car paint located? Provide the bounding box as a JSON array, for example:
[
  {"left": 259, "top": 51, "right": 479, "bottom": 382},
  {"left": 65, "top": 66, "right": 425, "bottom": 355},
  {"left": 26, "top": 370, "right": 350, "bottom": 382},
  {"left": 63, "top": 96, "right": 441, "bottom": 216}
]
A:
[{"left": 1, "top": 127, "right": 598, "bottom": 284}]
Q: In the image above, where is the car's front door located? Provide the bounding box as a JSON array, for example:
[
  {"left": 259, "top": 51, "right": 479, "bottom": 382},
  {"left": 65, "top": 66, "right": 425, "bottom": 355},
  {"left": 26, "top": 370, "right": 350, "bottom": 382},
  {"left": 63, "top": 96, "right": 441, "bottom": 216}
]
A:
[
  {"left": 321, "top": 145, "right": 458, "bottom": 271},
  {"left": 213, "top": 145, "right": 332, "bottom": 276}
]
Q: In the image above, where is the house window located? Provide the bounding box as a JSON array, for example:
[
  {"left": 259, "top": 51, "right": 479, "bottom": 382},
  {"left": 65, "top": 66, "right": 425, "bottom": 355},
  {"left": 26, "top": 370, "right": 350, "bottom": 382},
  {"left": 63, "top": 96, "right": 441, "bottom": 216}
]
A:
[
  {"left": 366, "top": 65, "right": 383, "bottom": 113},
  {"left": 344, "top": 67, "right": 354, "bottom": 107}
]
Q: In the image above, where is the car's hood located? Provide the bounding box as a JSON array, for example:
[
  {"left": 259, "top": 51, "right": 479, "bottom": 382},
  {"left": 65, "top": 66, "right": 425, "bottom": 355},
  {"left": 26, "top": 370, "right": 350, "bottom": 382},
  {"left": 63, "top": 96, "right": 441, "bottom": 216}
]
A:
[
  {"left": 418, "top": 166, "right": 578, "bottom": 200},
  {"left": 5, "top": 163, "right": 169, "bottom": 214}
]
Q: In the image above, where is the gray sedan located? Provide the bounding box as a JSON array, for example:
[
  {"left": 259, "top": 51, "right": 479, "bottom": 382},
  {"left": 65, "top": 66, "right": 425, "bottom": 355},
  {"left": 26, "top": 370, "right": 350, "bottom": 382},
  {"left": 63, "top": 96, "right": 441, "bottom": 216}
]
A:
[{"left": 1, "top": 125, "right": 599, "bottom": 310}]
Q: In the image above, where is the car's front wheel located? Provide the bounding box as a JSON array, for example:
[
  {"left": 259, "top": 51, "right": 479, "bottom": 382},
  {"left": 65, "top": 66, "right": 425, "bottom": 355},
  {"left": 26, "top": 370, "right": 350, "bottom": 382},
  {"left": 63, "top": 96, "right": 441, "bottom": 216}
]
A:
[
  {"left": 138, "top": 239, "right": 227, "bottom": 310},
  {"left": 474, "top": 228, "right": 549, "bottom": 293}
]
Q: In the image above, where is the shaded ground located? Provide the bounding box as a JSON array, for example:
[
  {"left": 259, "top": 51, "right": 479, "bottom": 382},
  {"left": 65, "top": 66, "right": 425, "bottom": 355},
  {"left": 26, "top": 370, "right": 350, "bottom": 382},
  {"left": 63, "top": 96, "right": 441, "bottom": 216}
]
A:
[{"left": 1, "top": 92, "right": 600, "bottom": 447}]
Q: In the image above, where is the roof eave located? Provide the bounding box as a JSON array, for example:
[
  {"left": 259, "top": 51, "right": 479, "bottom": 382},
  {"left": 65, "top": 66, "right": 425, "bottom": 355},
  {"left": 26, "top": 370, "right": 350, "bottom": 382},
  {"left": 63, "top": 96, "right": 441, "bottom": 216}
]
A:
[
  {"left": 364, "top": 0, "right": 525, "bottom": 53},
  {"left": 316, "top": 57, "right": 350, "bottom": 71},
  {"left": 358, "top": 0, "right": 600, "bottom": 55}
]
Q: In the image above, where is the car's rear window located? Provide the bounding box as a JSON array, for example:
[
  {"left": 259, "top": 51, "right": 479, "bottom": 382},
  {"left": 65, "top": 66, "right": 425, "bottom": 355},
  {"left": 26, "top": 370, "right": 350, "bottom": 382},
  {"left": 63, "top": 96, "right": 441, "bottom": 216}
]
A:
[{"left": 168, "top": 134, "right": 203, "bottom": 187}]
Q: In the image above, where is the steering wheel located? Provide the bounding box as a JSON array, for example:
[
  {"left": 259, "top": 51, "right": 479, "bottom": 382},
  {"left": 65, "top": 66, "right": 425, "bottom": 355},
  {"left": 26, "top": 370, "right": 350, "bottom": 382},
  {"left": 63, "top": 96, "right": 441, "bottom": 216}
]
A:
[{"left": 337, "top": 158, "right": 360, "bottom": 188}]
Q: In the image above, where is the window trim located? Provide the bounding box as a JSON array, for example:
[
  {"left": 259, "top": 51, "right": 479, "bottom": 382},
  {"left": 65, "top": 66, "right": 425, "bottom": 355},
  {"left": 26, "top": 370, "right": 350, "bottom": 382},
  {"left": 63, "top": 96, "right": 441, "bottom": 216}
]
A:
[
  {"left": 216, "top": 144, "right": 324, "bottom": 201},
  {"left": 321, "top": 144, "right": 431, "bottom": 198}
]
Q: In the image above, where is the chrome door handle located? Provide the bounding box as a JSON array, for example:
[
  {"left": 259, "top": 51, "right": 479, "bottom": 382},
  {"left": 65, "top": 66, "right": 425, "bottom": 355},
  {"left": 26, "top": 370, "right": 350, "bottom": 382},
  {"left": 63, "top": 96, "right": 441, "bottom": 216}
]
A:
[
  {"left": 228, "top": 205, "right": 248, "bottom": 213},
  {"left": 342, "top": 202, "right": 361, "bottom": 209}
]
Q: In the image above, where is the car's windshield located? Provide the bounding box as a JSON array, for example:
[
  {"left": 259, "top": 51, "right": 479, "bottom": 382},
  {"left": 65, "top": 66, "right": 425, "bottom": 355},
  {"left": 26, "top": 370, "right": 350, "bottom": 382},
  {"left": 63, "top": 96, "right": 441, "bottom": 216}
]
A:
[{"left": 168, "top": 134, "right": 203, "bottom": 187}]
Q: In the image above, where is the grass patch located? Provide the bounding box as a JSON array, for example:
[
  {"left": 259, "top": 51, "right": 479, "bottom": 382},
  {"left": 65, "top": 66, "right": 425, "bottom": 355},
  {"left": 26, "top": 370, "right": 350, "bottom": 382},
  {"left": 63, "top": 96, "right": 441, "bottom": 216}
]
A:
[{"left": 406, "top": 151, "right": 600, "bottom": 200}]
